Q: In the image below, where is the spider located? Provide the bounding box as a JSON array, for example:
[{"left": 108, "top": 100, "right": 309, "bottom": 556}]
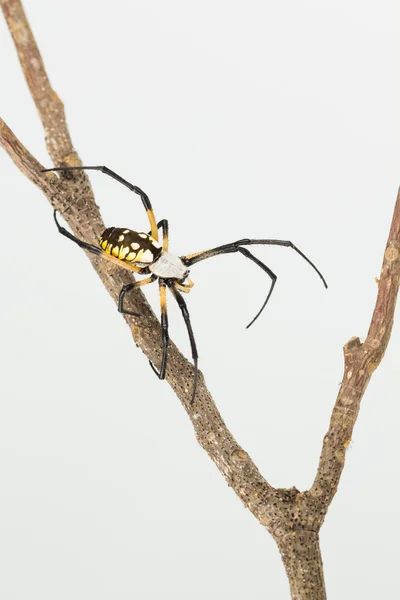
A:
[{"left": 42, "top": 165, "right": 328, "bottom": 404}]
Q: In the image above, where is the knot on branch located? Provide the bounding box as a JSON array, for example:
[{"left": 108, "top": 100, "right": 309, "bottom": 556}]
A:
[
  {"left": 343, "top": 336, "right": 362, "bottom": 359},
  {"left": 384, "top": 246, "right": 400, "bottom": 263},
  {"left": 231, "top": 448, "right": 250, "bottom": 465}
]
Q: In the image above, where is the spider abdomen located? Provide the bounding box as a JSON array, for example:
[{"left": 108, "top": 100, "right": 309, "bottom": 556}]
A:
[{"left": 99, "top": 227, "right": 162, "bottom": 265}]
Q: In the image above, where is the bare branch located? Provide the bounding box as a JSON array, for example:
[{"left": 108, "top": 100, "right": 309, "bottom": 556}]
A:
[
  {"left": 1, "top": 115, "right": 280, "bottom": 524},
  {"left": 1, "top": 0, "right": 77, "bottom": 164},
  {"left": 0, "top": 1, "right": 280, "bottom": 537},
  {"left": 2, "top": 2, "right": 399, "bottom": 598},
  {"left": 0, "top": 118, "right": 57, "bottom": 195},
  {"left": 310, "top": 187, "right": 400, "bottom": 511}
]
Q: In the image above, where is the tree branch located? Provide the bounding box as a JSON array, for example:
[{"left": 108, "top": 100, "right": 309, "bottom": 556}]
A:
[
  {"left": 0, "top": 118, "right": 58, "bottom": 195},
  {"left": 310, "top": 187, "right": 400, "bottom": 514},
  {"left": 0, "top": 0, "right": 280, "bottom": 538},
  {"left": 1, "top": 111, "right": 283, "bottom": 541},
  {"left": 1, "top": 0, "right": 76, "bottom": 164},
  {"left": 2, "top": 1, "right": 399, "bottom": 598}
]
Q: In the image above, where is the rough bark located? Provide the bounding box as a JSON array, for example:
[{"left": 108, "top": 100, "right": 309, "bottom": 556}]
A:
[
  {"left": 311, "top": 190, "right": 400, "bottom": 515},
  {"left": 1, "top": 1, "right": 399, "bottom": 598},
  {"left": 276, "top": 532, "right": 326, "bottom": 600}
]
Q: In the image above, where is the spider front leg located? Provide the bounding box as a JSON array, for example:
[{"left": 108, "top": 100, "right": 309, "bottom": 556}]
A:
[
  {"left": 149, "top": 279, "right": 169, "bottom": 380},
  {"left": 148, "top": 219, "right": 169, "bottom": 251},
  {"left": 158, "top": 219, "right": 169, "bottom": 252},
  {"left": 42, "top": 165, "right": 159, "bottom": 240}
]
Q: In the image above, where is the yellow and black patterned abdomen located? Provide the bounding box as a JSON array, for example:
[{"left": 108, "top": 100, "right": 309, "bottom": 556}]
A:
[{"left": 99, "top": 227, "right": 162, "bottom": 265}]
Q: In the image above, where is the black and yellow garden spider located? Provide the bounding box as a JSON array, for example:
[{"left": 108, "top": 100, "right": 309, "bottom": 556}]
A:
[{"left": 42, "top": 165, "right": 328, "bottom": 404}]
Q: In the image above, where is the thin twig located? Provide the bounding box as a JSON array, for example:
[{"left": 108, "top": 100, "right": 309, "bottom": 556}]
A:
[
  {"left": 0, "top": 118, "right": 58, "bottom": 195},
  {"left": 1, "top": 0, "right": 76, "bottom": 164},
  {"left": 310, "top": 187, "right": 400, "bottom": 513}
]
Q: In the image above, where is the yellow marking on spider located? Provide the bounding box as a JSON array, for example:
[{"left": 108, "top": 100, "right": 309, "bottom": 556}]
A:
[
  {"left": 136, "top": 276, "right": 157, "bottom": 288},
  {"left": 141, "top": 249, "right": 154, "bottom": 262},
  {"left": 131, "top": 242, "right": 140, "bottom": 250},
  {"left": 123, "top": 229, "right": 130, "bottom": 234},
  {"left": 112, "top": 246, "right": 120, "bottom": 257},
  {"left": 162, "top": 229, "right": 168, "bottom": 252},
  {"left": 119, "top": 246, "right": 129, "bottom": 259},
  {"left": 147, "top": 209, "right": 158, "bottom": 241},
  {"left": 185, "top": 277, "right": 194, "bottom": 288},
  {"left": 126, "top": 252, "right": 136, "bottom": 261},
  {"left": 106, "top": 244, "right": 112, "bottom": 254},
  {"left": 99, "top": 251, "right": 143, "bottom": 272},
  {"left": 175, "top": 283, "right": 191, "bottom": 293},
  {"left": 175, "top": 278, "right": 194, "bottom": 294},
  {"left": 138, "top": 233, "right": 148, "bottom": 239},
  {"left": 159, "top": 283, "right": 167, "bottom": 312},
  {"left": 184, "top": 250, "right": 204, "bottom": 260},
  {"left": 118, "top": 234, "right": 125, "bottom": 242}
]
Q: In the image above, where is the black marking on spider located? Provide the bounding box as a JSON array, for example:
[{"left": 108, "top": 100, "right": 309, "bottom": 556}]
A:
[
  {"left": 99, "top": 227, "right": 162, "bottom": 266},
  {"left": 42, "top": 164, "right": 328, "bottom": 405}
]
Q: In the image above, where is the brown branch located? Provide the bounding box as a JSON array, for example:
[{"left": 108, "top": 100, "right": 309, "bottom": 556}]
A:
[
  {"left": 310, "top": 188, "right": 400, "bottom": 512},
  {"left": 2, "top": 1, "right": 399, "bottom": 599},
  {"left": 0, "top": 118, "right": 58, "bottom": 195},
  {"left": 1, "top": 111, "right": 285, "bottom": 557},
  {"left": 1, "top": 0, "right": 77, "bottom": 164},
  {"left": 0, "top": 0, "right": 280, "bottom": 533}
]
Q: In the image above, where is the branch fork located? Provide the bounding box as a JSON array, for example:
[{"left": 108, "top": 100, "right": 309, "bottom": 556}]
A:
[{"left": 1, "top": 2, "right": 399, "bottom": 598}]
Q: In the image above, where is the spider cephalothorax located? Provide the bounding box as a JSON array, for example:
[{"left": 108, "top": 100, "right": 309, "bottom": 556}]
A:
[{"left": 42, "top": 165, "right": 327, "bottom": 404}]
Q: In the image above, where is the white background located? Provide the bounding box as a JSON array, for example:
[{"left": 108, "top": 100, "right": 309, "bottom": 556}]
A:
[{"left": 1, "top": 1, "right": 399, "bottom": 598}]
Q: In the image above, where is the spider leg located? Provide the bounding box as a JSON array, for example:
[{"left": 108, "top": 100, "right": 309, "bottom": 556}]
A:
[
  {"left": 245, "top": 239, "right": 327, "bottom": 288},
  {"left": 54, "top": 210, "right": 144, "bottom": 274},
  {"left": 42, "top": 165, "right": 159, "bottom": 241},
  {"left": 53, "top": 209, "right": 102, "bottom": 256},
  {"left": 158, "top": 220, "right": 169, "bottom": 251},
  {"left": 168, "top": 283, "right": 199, "bottom": 405},
  {"left": 118, "top": 275, "right": 157, "bottom": 317},
  {"left": 185, "top": 242, "right": 276, "bottom": 327},
  {"left": 182, "top": 238, "right": 327, "bottom": 325},
  {"left": 148, "top": 219, "right": 169, "bottom": 250},
  {"left": 237, "top": 248, "right": 277, "bottom": 328},
  {"left": 174, "top": 278, "right": 194, "bottom": 294},
  {"left": 149, "top": 279, "right": 169, "bottom": 380},
  {"left": 183, "top": 238, "right": 327, "bottom": 288}
]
